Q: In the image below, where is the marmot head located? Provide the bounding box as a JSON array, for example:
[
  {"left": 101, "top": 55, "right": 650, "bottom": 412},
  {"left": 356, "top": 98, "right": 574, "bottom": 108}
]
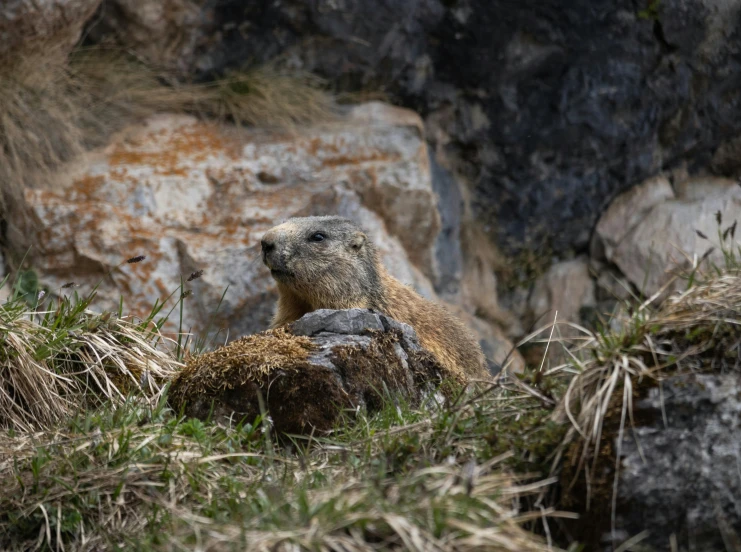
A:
[{"left": 260, "top": 216, "right": 381, "bottom": 307}]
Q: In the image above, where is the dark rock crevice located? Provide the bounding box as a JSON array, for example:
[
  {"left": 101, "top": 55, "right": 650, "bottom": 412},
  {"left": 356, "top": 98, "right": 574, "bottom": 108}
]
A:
[{"left": 153, "top": 0, "right": 741, "bottom": 260}]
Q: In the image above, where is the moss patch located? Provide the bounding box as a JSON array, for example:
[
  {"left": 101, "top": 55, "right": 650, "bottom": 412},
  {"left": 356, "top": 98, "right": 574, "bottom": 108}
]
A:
[
  {"left": 168, "top": 326, "right": 456, "bottom": 435},
  {"left": 170, "top": 327, "right": 316, "bottom": 397}
]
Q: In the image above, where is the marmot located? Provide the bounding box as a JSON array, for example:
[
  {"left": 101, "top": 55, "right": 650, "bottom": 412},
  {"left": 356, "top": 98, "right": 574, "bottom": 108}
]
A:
[{"left": 260, "top": 216, "right": 489, "bottom": 381}]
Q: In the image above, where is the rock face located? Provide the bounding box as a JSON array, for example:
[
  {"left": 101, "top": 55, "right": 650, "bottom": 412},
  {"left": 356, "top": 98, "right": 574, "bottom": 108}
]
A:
[
  {"left": 104, "top": 0, "right": 741, "bottom": 258},
  {"left": 168, "top": 308, "right": 453, "bottom": 432},
  {"left": 21, "top": 105, "right": 435, "bottom": 336},
  {"left": 14, "top": 0, "right": 741, "bottom": 378},
  {"left": 594, "top": 175, "right": 741, "bottom": 296},
  {"left": 72, "top": 0, "right": 741, "bottom": 356},
  {"left": 603, "top": 374, "right": 741, "bottom": 551},
  {"left": 19, "top": 102, "right": 518, "bottom": 368}
]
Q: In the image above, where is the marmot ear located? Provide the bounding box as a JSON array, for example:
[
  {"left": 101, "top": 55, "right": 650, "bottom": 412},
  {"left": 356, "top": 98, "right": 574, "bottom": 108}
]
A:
[{"left": 350, "top": 232, "right": 366, "bottom": 251}]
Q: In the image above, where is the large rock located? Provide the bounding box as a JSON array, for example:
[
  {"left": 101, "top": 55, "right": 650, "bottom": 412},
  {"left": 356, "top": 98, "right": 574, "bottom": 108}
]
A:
[
  {"left": 0, "top": 0, "right": 101, "bottom": 57},
  {"left": 567, "top": 373, "right": 741, "bottom": 551},
  {"left": 20, "top": 104, "right": 440, "bottom": 339},
  {"left": 463, "top": 312, "right": 525, "bottom": 375},
  {"left": 612, "top": 373, "right": 741, "bottom": 551},
  {"left": 90, "top": 0, "right": 741, "bottom": 258},
  {"left": 168, "top": 309, "right": 454, "bottom": 432},
  {"left": 20, "top": 102, "right": 518, "bottom": 367},
  {"left": 591, "top": 176, "right": 676, "bottom": 264},
  {"left": 594, "top": 175, "right": 741, "bottom": 296}
]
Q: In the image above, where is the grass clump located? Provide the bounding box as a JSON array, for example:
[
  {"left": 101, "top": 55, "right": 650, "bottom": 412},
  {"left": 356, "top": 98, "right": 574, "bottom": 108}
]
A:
[
  {"left": 0, "top": 43, "right": 337, "bottom": 244},
  {"left": 551, "top": 266, "right": 741, "bottom": 481},
  {"left": 547, "top": 220, "right": 741, "bottom": 488},
  {"left": 503, "top": 221, "right": 741, "bottom": 550},
  {"left": 0, "top": 263, "right": 182, "bottom": 432},
  {"left": 0, "top": 389, "right": 568, "bottom": 551}
]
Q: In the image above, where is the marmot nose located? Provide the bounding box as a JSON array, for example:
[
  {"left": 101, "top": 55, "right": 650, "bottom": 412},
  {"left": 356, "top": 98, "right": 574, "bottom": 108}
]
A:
[{"left": 261, "top": 239, "right": 275, "bottom": 253}]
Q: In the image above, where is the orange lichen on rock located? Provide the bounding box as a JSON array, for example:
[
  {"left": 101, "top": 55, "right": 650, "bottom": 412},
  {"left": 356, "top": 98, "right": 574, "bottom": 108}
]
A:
[
  {"left": 69, "top": 174, "right": 106, "bottom": 200},
  {"left": 321, "top": 151, "right": 399, "bottom": 168},
  {"left": 108, "top": 123, "right": 238, "bottom": 175}
]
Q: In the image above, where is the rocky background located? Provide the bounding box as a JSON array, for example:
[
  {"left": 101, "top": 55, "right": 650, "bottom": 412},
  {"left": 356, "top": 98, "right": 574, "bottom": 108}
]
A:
[
  {"left": 3, "top": 0, "right": 741, "bottom": 366},
  {"left": 3, "top": 0, "right": 741, "bottom": 549}
]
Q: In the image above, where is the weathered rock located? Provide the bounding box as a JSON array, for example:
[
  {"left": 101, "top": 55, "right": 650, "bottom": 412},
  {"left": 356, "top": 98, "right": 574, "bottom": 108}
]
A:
[
  {"left": 594, "top": 176, "right": 741, "bottom": 296},
  {"left": 112, "top": 0, "right": 741, "bottom": 258},
  {"left": 575, "top": 374, "right": 741, "bottom": 551},
  {"left": 591, "top": 260, "right": 634, "bottom": 303},
  {"left": 428, "top": 137, "right": 518, "bottom": 339},
  {"left": 0, "top": 0, "right": 101, "bottom": 57},
  {"left": 333, "top": 102, "right": 441, "bottom": 278},
  {"left": 528, "top": 257, "right": 596, "bottom": 332},
  {"left": 592, "top": 176, "right": 675, "bottom": 263},
  {"left": 429, "top": 150, "right": 464, "bottom": 302},
  {"left": 168, "top": 308, "right": 455, "bottom": 432},
  {"left": 462, "top": 312, "right": 525, "bottom": 375},
  {"left": 20, "top": 104, "right": 441, "bottom": 338},
  {"left": 674, "top": 174, "right": 741, "bottom": 202},
  {"left": 458, "top": 223, "right": 513, "bottom": 330}
]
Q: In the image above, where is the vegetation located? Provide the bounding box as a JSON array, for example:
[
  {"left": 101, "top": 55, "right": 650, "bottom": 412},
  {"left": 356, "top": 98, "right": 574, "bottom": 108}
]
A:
[
  {"left": 0, "top": 390, "right": 569, "bottom": 550},
  {"left": 0, "top": 263, "right": 574, "bottom": 551},
  {"left": 0, "top": 43, "right": 337, "bottom": 233},
  {"left": 2, "top": 28, "right": 740, "bottom": 551},
  {"left": 0, "top": 263, "right": 180, "bottom": 433},
  {"left": 2, "top": 221, "right": 741, "bottom": 549}
]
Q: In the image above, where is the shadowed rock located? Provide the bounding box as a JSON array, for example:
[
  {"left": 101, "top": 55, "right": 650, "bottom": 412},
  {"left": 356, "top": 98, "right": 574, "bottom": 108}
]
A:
[
  {"left": 0, "top": 0, "right": 101, "bottom": 57},
  {"left": 610, "top": 374, "right": 741, "bottom": 551},
  {"left": 562, "top": 373, "right": 741, "bottom": 551},
  {"left": 168, "top": 309, "right": 462, "bottom": 434},
  {"left": 158, "top": 0, "right": 741, "bottom": 258}
]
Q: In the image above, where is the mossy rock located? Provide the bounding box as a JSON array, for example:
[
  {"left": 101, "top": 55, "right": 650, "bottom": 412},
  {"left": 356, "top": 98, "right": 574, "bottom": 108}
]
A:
[
  {"left": 559, "top": 372, "right": 741, "bottom": 551},
  {"left": 169, "top": 309, "right": 461, "bottom": 434}
]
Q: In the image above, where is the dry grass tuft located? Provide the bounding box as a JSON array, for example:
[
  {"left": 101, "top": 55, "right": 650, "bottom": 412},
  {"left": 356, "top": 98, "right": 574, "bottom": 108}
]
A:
[
  {"left": 540, "top": 266, "right": 741, "bottom": 507},
  {"left": 198, "top": 66, "right": 338, "bottom": 128},
  {"left": 0, "top": 291, "right": 181, "bottom": 432},
  {"left": 0, "top": 44, "right": 337, "bottom": 240},
  {"left": 175, "top": 327, "right": 316, "bottom": 389}
]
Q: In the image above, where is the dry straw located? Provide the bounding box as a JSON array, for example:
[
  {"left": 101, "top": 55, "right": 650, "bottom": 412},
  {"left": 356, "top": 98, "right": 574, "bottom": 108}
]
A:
[
  {"left": 0, "top": 293, "right": 181, "bottom": 432},
  {"left": 538, "top": 263, "right": 741, "bottom": 510},
  {"left": 0, "top": 43, "right": 337, "bottom": 248}
]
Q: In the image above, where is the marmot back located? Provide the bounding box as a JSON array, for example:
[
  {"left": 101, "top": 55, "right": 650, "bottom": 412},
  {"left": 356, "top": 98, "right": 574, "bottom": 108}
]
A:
[{"left": 260, "top": 216, "right": 489, "bottom": 381}]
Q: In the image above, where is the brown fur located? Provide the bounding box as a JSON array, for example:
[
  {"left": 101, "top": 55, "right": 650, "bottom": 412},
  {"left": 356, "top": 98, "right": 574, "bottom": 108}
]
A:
[{"left": 261, "top": 216, "right": 489, "bottom": 381}]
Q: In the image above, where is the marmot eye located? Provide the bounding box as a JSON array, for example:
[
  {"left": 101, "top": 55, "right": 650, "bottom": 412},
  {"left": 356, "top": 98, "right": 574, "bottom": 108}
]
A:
[{"left": 309, "top": 232, "right": 326, "bottom": 242}]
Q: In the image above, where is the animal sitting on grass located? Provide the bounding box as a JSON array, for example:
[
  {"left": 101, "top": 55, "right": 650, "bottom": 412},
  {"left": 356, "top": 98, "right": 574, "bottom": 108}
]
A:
[{"left": 261, "top": 216, "right": 490, "bottom": 381}]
